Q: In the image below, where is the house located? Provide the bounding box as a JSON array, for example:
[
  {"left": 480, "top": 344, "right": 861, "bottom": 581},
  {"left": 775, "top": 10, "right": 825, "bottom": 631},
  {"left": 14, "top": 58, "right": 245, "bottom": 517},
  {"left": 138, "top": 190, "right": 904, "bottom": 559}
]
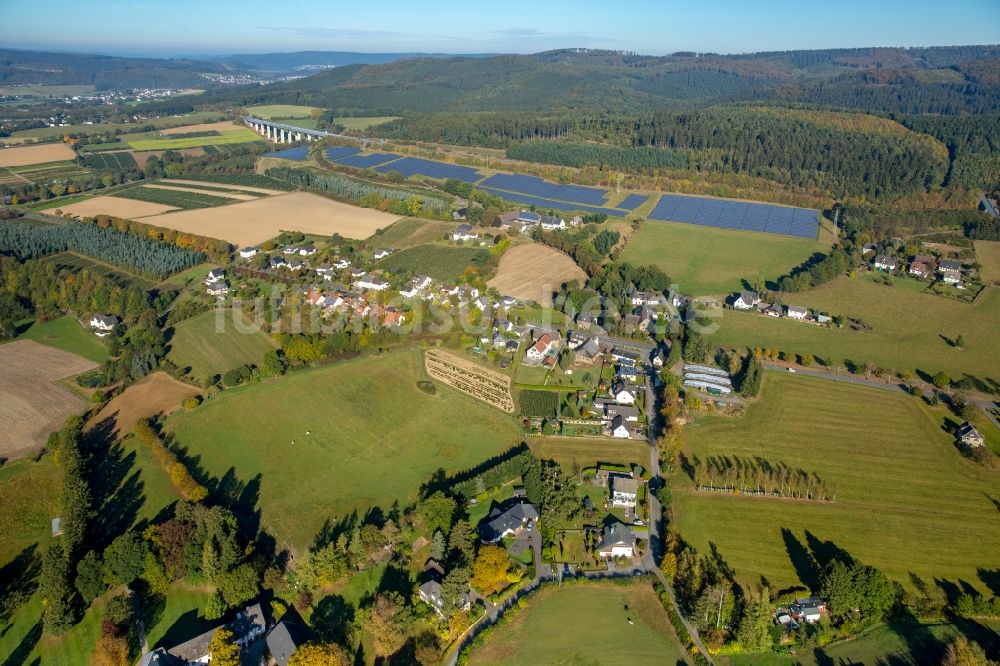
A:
[
  {"left": 517, "top": 210, "right": 541, "bottom": 225},
  {"left": 862, "top": 243, "right": 877, "bottom": 255},
  {"left": 266, "top": 617, "right": 309, "bottom": 666},
  {"left": 909, "top": 261, "right": 930, "bottom": 278},
  {"left": 651, "top": 348, "right": 666, "bottom": 369},
  {"left": 383, "top": 309, "right": 405, "bottom": 327},
  {"left": 795, "top": 600, "right": 823, "bottom": 624},
  {"left": 333, "top": 258, "right": 351, "bottom": 269},
  {"left": 576, "top": 337, "right": 601, "bottom": 362},
  {"left": 89, "top": 314, "right": 118, "bottom": 336},
  {"left": 913, "top": 254, "right": 935, "bottom": 267},
  {"left": 140, "top": 603, "right": 267, "bottom": 666},
  {"left": 298, "top": 245, "right": 316, "bottom": 256},
  {"left": 611, "top": 475, "right": 639, "bottom": 508},
  {"left": 733, "top": 291, "right": 760, "bottom": 310},
  {"left": 452, "top": 224, "right": 479, "bottom": 241},
  {"left": 874, "top": 255, "right": 897, "bottom": 271},
  {"left": 478, "top": 501, "right": 539, "bottom": 542},
  {"left": 412, "top": 274, "right": 433, "bottom": 290},
  {"left": 206, "top": 282, "right": 230, "bottom": 297},
  {"left": 540, "top": 215, "right": 566, "bottom": 230},
  {"left": 498, "top": 211, "right": 520, "bottom": 227},
  {"left": 957, "top": 422, "right": 985, "bottom": 448},
  {"left": 452, "top": 207, "right": 468, "bottom": 220},
  {"left": 610, "top": 414, "right": 632, "bottom": 439},
  {"left": 612, "top": 380, "right": 638, "bottom": 405},
  {"left": 630, "top": 291, "right": 666, "bottom": 307},
  {"left": 939, "top": 259, "right": 962, "bottom": 272},
  {"left": 238, "top": 246, "right": 259, "bottom": 259},
  {"left": 611, "top": 349, "right": 641, "bottom": 364},
  {"left": 351, "top": 268, "right": 367, "bottom": 278},
  {"left": 205, "top": 268, "right": 225, "bottom": 284},
  {"left": 598, "top": 522, "right": 636, "bottom": 558},
  {"left": 604, "top": 403, "right": 640, "bottom": 423},
  {"left": 786, "top": 306, "right": 808, "bottom": 320},
  {"left": 499, "top": 295, "right": 518, "bottom": 308},
  {"left": 282, "top": 245, "right": 297, "bottom": 255},
  {"left": 616, "top": 361, "right": 638, "bottom": 382},
  {"left": 505, "top": 339, "right": 520, "bottom": 353},
  {"left": 357, "top": 276, "right": 389, "bottom": 291},
  {"left": 271, "top": 255, "right": 289, "bottom": 268},
  {"left": 286, "top": 260, "right": 303, "bottom": 272},
  {"left": 473, "top": 296, "right": 491, "bottom": 311},
  {"left": 940, "top": 268, "right": 962, "bottom": 284},
  {"left": 525, "top": 333, "right": 557, "bottom": 364},
  {"left": 576, "top": 311, "right": 594, "bottom": 330},
  {"left": 373, "top": 248, "right": 395, "bottom": 260}
]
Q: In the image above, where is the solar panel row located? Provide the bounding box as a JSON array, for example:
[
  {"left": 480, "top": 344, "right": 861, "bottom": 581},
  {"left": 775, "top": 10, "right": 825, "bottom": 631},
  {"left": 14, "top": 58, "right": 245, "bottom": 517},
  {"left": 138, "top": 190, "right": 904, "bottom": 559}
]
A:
[
  {"left": 332, "top": 152, "right": 401, "bottom": 169},
  {"left": 481, "top": 173, "right": 610, "bottom": 206},
  {"left": 265, "top": 146, "right": 308, "bottom": 161},
  {"left": 325, "top": 146, "right": 360, "bottom": 160},
  {"left": 618, "top": 194, "right": 649, "bottom": 210},
  {"left": 649, "top": 194, "right": 818, "bottom": 239},
  {"left": 479, "top": 187, "right": 625, "bottom": 218},
  {"left": 374, "top": 156, "right": 482, "bottom": 183}
]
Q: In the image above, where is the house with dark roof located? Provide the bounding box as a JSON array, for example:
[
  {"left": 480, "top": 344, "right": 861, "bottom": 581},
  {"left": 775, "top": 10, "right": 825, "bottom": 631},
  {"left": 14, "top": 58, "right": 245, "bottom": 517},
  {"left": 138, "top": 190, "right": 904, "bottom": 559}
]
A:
[
  {"left": 957, "top": 422, "right": 985, "bottom": 448},
  {"left": 452, "top": 223, "right": 479, "bottom": 241},
  {"left": 140, "top": 603, "right": 267, "bottom": 666},
  {"left": 266, "top": 616, "right": 309, "bottom": 666},
  {"left": 598, "top": 522, "right": 636, "bottom": 558},
  {"left": 478, "top": 501, "right": 539, "bottom": 542},
  {"left": 874, "top": 255, "right": 897, "bottom": 271},
  {"left": 733, "top": 291, "right": 760, "bottom": 310},
  {"left": 611, "top": 475, "right": 639, "bottom": 508},
  {"left": 89, "top": 314, "right": 119, "bottom": 336}
]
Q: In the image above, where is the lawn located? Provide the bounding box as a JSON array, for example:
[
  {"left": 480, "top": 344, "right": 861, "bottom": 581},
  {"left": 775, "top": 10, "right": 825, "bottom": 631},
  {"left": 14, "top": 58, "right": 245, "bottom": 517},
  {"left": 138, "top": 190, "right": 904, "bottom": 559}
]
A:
[
  {"left": 163, "top": 350, "right": 519, "bottom": 553},
  {"left": 368, "top": 217, "right": 454, "bottom": 249},
  {"left": 529, "top": 437, "right": 650, "bottom": 472},
  {"left": 376, "top": 243, "right": 488, "bottom": 282},
  {"left": 465, "top": 580, "right": 688, "bottom": 665},
  {"left": 975, "top": 240, "right": 1000, "bottom": 283},
  {"left": 708, "top": 275, "right": 1000, "bottom": 380},
  {"left": 145, "top": 584, "right": 218, "bottom": 651},
  {"left": 167, "top": 309, "right": 277, "bottom": 382},
  {"left": 246, "top": 104, "right": 321, "bottom": 119},
  {"left": 16, "top": 315, "right": 109, "bottom": 364},
  {"left": 619, "top": 219, "right": 830, "bottom": 295},
  {"left": 672, "top": 372, "right": 1000, "bottom": 595},
  {"left": 127, "top": 128, "right": 262, "bottom": 151}
]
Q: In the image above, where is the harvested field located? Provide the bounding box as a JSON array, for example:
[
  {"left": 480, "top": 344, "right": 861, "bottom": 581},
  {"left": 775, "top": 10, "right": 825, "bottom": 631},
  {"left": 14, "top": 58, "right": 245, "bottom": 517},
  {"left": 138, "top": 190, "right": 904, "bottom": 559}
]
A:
[
  {"left": 142, "top": 183, "right": 257, "bottom": 201},
  {"left": 0, "top": 340, "right": 98, "bottom": 458},
  {"left": 131, "top": 147, "right": 204, "bottom": 168},
  {"left": 56, "top": 195, "right": 178, "bottom": 219},
  {"left": 89, "top": 372, "right": 199, "bottom": 438},
  {"left": 140, "top": 192, "right": 400, "bottom": 246},
  {"left": 0, "top": 142, "right": 76, "bottom": 167},
  {"left": 160, "top": 121, "right": 240, "bottom": 135},
  {"left": 160, "top": 178, "right": 285, "bottom": 195},
  {"left": 425, "top": 348, "right": 515, "bottom": 412},
  {"left": 487, "top": 243, "right": 587, "bottom": 306}
]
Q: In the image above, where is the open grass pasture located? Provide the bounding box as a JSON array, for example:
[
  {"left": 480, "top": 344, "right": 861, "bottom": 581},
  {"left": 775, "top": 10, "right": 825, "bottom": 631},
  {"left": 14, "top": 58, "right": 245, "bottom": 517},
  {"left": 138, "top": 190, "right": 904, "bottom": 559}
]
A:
[
  {"left": 673, "top": 372, "right": 1000, "bottom": 595},
  {"left": 16, "top": 315, "right": 109, "bottom": 363},
  {"left": 529, "top": 437, "right": 650, "bottom": 472},
  {"left": 246, "top": 104, "right": 321, "bottom": 119},
  {"left": 163, "top": 350, "right": 519, "bottom": 552},
  {"left": 709, "top": 276, "right": 1000, "bottom": 381},
  {"left": 976, "top": 240, "right": 1000, "bottom": 284},
  {"left": 620, "top": 219, "right": 830, "bottom": 295},
  {"left": 377, "top": 243, "right": 487, "bottom": 282},
  {"left": 127, "top": 127, "right": 262, "bottom": 151},
  {"left": 368, "top": 217, "right": 454, "bottom": 249},
  {"left": 167, "top": 309, "right": 277, "bottom": 383},
  {"left": 466, "top": 580, "right": 687, "bottom": 665}
]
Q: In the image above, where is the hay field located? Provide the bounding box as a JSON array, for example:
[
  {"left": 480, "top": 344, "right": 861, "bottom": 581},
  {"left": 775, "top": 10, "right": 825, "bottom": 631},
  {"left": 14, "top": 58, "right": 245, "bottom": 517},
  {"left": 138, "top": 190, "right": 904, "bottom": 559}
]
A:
[
  {"left": 0, "top": 142, "right": 76, "bottom": 167},
  {"left": 0, "top": 340, "right": 98, "bottom": 458},
  {"left": 487, "top": 243, "right": 587, "bottom": 305},
  {"left": 975, "top": 240, "right": 1000, "bottom": 284},
  {"left": 142, "top": 192, "right": 401, "bottom": 246},
  {"left": 143, "top": 183, "right": 257, "bottom": 201},
  {"left": 160, "top": 121, "right": 240, "bottom": 135},
  {"left": 57, "top": 195, "right": 179, "bottom": 219},
  {"left": 89, "top": 372, "right": 199, "bottom": 438}
]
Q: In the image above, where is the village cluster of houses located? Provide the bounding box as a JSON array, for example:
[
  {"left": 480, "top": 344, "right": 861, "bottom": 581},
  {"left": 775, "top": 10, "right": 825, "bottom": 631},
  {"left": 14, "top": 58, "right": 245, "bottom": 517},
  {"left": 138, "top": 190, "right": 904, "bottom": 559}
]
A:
[
  {"left": 732, "top": 291, "right": 830, "bottom": 325},
  {"left": 865, "top": 245, "right": 968, "bottom": 287}
]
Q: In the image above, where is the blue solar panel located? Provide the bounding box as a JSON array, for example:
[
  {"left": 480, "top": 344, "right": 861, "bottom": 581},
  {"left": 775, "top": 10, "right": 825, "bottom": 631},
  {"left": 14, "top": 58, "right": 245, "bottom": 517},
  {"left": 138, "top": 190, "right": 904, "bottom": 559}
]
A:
[
  {"left": 266, "top": 146, "right": 308, "bottom": 161},
  {"left": 333, "top": 152, "right": 401, "bottom": 169},
  {"left": 480, "top": 173, "right": 609, "bottom": 206},
  {"left": 646, "top": 194, "right": 818, "bottom": 238},
  {"left": 479, "top": 187, "right": 624, "bottom": 217},
  {"left": 618, "top": 194, "right": 648, "bottom": 210},
  {"left": 374, "top": 156, "right": 482, "bottom": 183},
  {"left": 325, "top": 146, "right": 360, "bottom": 160}
]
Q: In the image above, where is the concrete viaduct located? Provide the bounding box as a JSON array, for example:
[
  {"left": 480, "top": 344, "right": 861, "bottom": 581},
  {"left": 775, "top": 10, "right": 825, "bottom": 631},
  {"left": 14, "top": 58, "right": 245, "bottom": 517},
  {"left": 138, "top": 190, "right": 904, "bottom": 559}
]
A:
[{"left": 243, "top": 116, "right": 332, "bottom": 144}]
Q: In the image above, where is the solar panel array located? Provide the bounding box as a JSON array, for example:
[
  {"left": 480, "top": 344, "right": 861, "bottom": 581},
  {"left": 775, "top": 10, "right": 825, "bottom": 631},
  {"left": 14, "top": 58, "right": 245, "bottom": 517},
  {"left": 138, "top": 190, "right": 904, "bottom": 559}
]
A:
[
  {"left": 479, "top": 187, "right": 624, "bottom": 217},
  {"left": 265, "top": 146, "right": 308, "bottom": 161},
  {"left": 649, "top": 194, "right": 818, "bottom": 239},
  {"left": 374, "top": 156, "right": 482, "bottom": 183},
  {"left": 618, "top": 194, "right": 649, "bottom": 210},
  {"left": 481, "top": 173, "right": 610, "bottom": 206},
  {"left": 331, "top": 152, "right": 401, "bottom": 169},
  {"left": 325, "top": 146, "right": 360, "bottom": 161}
]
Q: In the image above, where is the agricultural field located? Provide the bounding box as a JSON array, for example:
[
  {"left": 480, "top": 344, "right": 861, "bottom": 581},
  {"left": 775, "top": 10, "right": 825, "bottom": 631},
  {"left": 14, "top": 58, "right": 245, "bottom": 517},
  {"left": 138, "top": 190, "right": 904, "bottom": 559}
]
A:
[
  {"left": 487, "top": 242, "right": 587, "bottom": 306},
  {"left": 673, "top": 372, "right": 1000, "bottom": 594},
  {"left": 55, "top": 194, "right": 179, "bottom": 219},
  {"left": 130, "top": 146, "right": 205, "bottom": 168},
  {"left": 975, "top": 240, "right": 1000, "bottom": 284},
  {"left": 336, "top": 116, "right": 401, "bottom": 130},
  {"left": 5, "top": 111, "right": 225, "bottom": 143},
  {"left": 0, "top": 340, "right": 98, "bottom": 459},
  {"left": 111, "top": 184, "right": 234, "bottom": 209},
  {"left": 16, "top": 314, "right": 110, "bottom": 363},
  {"left": 424, "top": 348, "right": 515, "bottom": 412},
  {"left": 620, "top": 218, "right": 831, "bottom": 295},
  {"left": 137, "top": 192, "right": 401, "bottom": 247},
  {"left": 529, "top": 437, "right": 651, "bottom": 471},
  {"left": 89, "top": 371, "right": 200, "bottom": 437},
  {"left": 2, "top": 159, "right": 92, "bottom": 186},
  {"left": 163, "top": 350, "right": 519, "bottom": 552},
  {"left": 126, "top": 127, "right": 262, "bottom": 151},
  {"left": 167, "top": 309, "right": 277, "bottom": 383},
  {"left": 78, "top": 151, "right": 137, "bottom": 170},
  {"left": 246, "top": 104, "right": 321, "bottom": 119},
  {"left": 159, "top": 178, "right": 285, "bottom": 195},
  {"left": 47, "top": 251, "right": 157, "bottom": 289},
  {"left": 368, "top": 217, "right": 454, "bottom": 249},
  {"left": 159, "top": 121, "right": 240, "bottom": 135},
  {"left": 377, "top": 243, "right": 488, "bottom": 281},
  {"left": 710, "top": 276, "right": 1000, "bottom": 380},
  {"left": 466, "top": 580, "right": 687, "bottom": 665},
  {"left": 142, "top": 183, "right": 258, "bottom": 201},
  {"left": 0, "top": 142, "right": 77, "bottom": 167}
]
